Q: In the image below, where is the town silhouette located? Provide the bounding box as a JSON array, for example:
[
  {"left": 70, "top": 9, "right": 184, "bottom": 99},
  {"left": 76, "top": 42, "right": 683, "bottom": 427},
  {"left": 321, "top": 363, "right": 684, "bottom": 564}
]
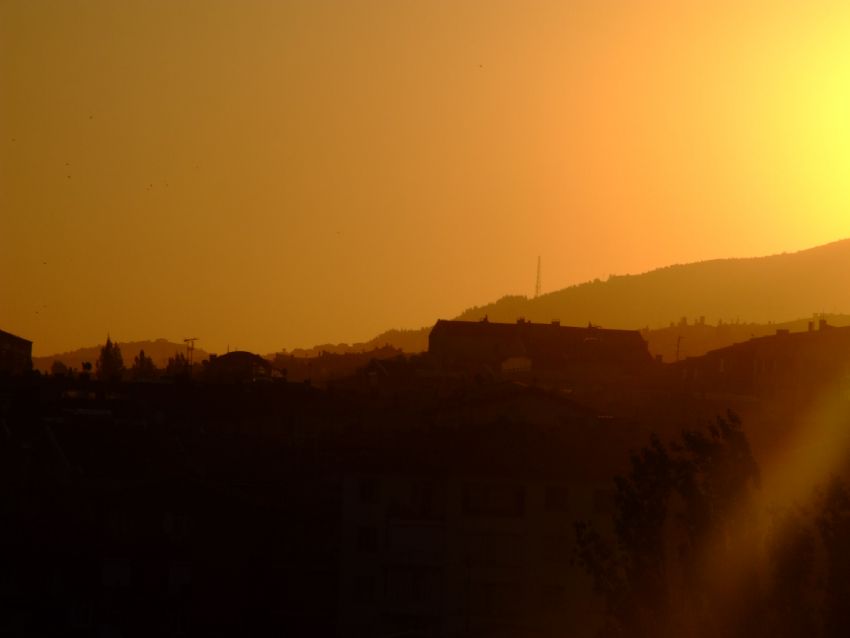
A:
[
  {"left": 6, "top": 1, "right": 850, "bottom": 635},
  {"left": 6, "top": 241, "right": 850, "bottom": 637}
]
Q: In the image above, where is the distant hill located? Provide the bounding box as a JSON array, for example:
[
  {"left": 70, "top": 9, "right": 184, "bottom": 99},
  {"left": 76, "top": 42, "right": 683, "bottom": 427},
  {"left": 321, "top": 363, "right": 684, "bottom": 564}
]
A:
[
  {"left": 455, "top": 239, "right": 850, "bottom": 328},
  {"left": 308, "top": 239, "right": 850, "bottom": 359},
  {"left": 272, "top": 328, "right": 431, "bottom": 359},
  {"left": 32, "top": 339, "right": 208, "bottom": 373}
]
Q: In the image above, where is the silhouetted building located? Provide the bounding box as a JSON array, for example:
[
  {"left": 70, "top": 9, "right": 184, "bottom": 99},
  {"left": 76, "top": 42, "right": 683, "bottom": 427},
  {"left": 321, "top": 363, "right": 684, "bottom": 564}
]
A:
[
  {"left": 337, "top": 404, "right": 623, "bottom": 638},
  {"left": 677, "top": 322, "right": 850, "bottom": 401},
  {"left": 0, "top": 328, "right": 32, "bottom": 375},
  {"left": 273, "top": 345, "right": 403, "bottom": 387},
  {"left": 203, "top": 350, "right": 274, "bottom": 383},
  {"left": 428, "top": 319, "right": 653, "bottom": 377}
]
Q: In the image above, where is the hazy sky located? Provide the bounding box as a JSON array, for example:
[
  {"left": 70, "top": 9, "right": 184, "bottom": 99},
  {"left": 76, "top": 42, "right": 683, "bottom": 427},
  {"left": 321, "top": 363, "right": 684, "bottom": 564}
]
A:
[{"left": 4, "top": 0, "right": 850, "bottom": 356}]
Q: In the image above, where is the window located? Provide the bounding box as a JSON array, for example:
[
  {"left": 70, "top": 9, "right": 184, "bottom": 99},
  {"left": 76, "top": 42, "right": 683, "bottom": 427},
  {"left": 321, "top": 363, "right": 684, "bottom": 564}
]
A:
[
  {"left": 465, "top": 533, "right": 524, "bottom": 566},
  {"left": 463, "top": 483, "right": 525, "bottom": 518},
  {"left": 360, "top": 478, "right": 381, "bottom": 505},
  {"left": 357, "top": 526, "right": 379, "bottom": 553},
  {"left": 352, "top": 568, "right": 380, "bottom": 604},
  {"left": 385, "top": 566, "right": 442, "bottom": 605},
  {"left": 468, "top": 582, "right": 523, "bottom": 617}
]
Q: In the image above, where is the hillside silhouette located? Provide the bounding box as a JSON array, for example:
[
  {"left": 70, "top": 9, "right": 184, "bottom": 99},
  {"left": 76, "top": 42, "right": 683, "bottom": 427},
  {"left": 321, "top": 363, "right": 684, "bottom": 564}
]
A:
[
  {"left": 458, "top": 239, "right": 850, "bottom": 327},
  {"left": 331, "top": 239, "right": 850, "bottom": 358},
  {"left": 31, "top": 240, "right": 850, "bottom": 365},
  {"left": 273, "top": 328, "right": 429, "bottom": 358}
]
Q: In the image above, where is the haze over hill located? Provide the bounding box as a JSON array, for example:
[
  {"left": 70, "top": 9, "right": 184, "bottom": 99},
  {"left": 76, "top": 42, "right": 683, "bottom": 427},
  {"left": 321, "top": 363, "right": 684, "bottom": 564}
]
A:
[
  {"left": 295, "top": 239, "right": 850, "bottom": 357},
  {"left": 458, "top": 239, "right": 850, "bottom": 327}
]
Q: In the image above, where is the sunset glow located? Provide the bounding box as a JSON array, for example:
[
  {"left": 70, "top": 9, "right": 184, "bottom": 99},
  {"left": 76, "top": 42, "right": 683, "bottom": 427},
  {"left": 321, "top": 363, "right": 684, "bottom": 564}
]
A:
[
  {"left": 7, "top": 5, "right": 850, "bottom": 634},
  {"left": 3, "top": 0, "right": 850, "bottom": 355}
]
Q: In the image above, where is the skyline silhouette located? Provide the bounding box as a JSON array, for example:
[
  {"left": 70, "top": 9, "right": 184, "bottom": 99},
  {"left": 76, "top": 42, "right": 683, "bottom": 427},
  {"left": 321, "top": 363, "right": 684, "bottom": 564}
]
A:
[{"left": 13, "top": 237, "right": 850, "bottom": 358}]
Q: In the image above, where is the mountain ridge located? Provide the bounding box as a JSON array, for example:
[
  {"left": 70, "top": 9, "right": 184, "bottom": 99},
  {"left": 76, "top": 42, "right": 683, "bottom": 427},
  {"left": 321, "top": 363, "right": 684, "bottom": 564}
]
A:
[
  {"left": 31, "top": 238, "right": 850, "bottom": 367},
  {"left": 454, "top": 238, "right": 850, "bottom": 327}
]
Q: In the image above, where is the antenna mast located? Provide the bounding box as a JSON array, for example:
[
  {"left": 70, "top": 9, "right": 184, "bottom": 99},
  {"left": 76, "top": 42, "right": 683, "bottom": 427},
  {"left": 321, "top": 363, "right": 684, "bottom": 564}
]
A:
[
  {"left": 535, "top": 256, "right": 542, "bottom": 298},
  {"left": 184, "top": 337, "right": 199, "bottom": 369}
]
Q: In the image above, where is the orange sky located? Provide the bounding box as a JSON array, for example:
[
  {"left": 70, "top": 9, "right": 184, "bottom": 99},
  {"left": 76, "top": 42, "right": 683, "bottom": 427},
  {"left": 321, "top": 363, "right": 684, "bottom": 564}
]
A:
[{"left": 3, "top": 0, "right": 850, "bottom": 356}]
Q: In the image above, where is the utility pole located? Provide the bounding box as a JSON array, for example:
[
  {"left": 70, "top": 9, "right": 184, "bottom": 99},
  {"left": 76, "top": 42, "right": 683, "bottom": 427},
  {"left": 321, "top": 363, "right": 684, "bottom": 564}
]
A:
[{"left": 535, "top": 256, "right": 542, "bottom": 299}]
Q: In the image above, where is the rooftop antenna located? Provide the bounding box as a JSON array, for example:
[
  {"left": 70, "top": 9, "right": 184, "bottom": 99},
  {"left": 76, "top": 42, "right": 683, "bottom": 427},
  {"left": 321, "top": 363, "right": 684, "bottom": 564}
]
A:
[
  {"left": 184, "top": 337, "right": 199, "bottom": 368},
  {"left": 535, "top": 256, "right": 542, "bottom": 299}
]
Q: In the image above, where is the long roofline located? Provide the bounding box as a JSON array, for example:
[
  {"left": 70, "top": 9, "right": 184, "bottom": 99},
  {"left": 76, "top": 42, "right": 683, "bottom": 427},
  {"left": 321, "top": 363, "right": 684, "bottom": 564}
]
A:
[
  {"left": 683, "top": 323, "right": 850, "bottom": 361},
  {"left": 431, "top": 318, "right": 643, "bottom": 335}
]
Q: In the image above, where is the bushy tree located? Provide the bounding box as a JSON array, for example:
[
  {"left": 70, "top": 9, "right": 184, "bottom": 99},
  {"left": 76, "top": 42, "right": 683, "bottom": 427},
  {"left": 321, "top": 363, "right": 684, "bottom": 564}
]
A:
[{"left": 96, "top": 337, "right": 124, "bottom": 381}]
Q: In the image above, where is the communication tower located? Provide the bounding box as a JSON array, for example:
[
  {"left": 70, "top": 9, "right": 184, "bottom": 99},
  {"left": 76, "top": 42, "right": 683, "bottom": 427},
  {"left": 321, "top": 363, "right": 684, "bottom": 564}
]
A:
[
  {"left": 184, "top": 337, "right": 199, "bottom": 368},
  {"left": 535, "top": 256, "right": 542, "bottom": 298}
]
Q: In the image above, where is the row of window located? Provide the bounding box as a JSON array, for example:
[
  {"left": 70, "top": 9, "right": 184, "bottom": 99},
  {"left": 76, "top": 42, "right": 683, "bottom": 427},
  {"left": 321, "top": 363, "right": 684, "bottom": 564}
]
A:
[{"left": 360, "top": 479, "right": 570, "bottom": 516}]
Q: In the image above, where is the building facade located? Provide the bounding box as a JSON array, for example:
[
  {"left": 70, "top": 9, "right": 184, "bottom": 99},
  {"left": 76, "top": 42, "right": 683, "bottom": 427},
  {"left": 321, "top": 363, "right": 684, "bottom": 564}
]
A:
[{"left": 0, "top": 329, "right": 32, "bottom": 375}]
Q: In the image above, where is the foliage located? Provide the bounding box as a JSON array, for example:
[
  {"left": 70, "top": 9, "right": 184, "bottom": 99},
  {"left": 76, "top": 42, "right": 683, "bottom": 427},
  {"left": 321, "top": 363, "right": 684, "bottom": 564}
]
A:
[
  {"left": 95, "top": 337, "right": 124, "bottom": 381},
  {"left": 50, "top": 360, "right": 69, "bottom": 377},
  {"left": 131, "top": 349, "right": 157, "bottom": 380},
  {"left": 166, "top": 352, "right": 189, "bottom": 377},
  {"left": 574, "top": 412, "right": 761, "bottom": 638},
  {"left": 766, "top": 506, "right": 817, "bottom": 638},
  {"left": 815, "top": 478, "right": 850, "bottom": 637}
]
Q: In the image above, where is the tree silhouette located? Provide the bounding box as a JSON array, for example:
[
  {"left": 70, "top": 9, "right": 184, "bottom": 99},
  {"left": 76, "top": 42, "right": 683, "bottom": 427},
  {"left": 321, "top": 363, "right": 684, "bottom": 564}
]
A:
[
  {"left": 574, "top": 435, "right": 674, "bottom": 638},
  {"left": 50, "top": 360, "right": 69, "bottom": 377},
  {"left": 574, "top": 412, "right": 761, "bottom": 637},
  {"left": 96, "top": 337, "right": 124, "bottom": 381},
  {"left": 130, "top": 349, "right": 157, "bottom": 380},
  {"left": 816, "top": 477, "right": 850, "bottom": 637},
  {"left": 166, "top": 352, "right": 189, "bottom": 377},
  {"left": 766, "top": 506, "right": 817, "bottom": 638}
]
